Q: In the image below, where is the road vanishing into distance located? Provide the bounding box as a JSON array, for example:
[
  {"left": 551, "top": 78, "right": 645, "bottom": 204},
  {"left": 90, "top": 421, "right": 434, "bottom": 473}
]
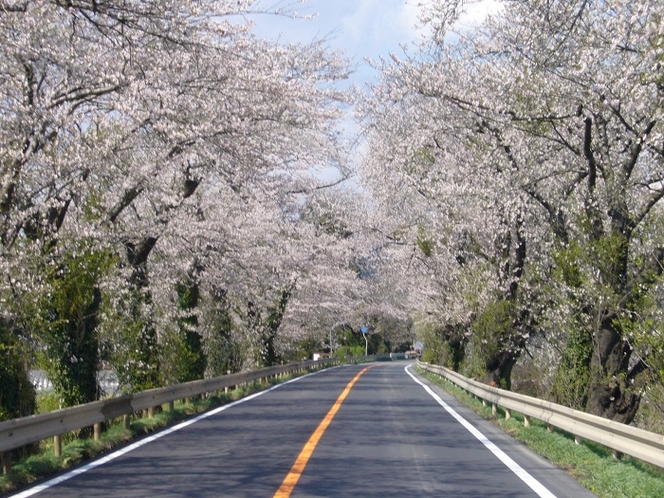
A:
[{"left": 11, "top": 363, "right": 596, "bottom": 497}]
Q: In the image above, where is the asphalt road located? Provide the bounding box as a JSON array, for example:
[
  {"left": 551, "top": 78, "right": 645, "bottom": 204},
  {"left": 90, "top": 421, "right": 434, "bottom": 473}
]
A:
[{"left": 12, "top": 362, "right": 597, "bottom": 497}]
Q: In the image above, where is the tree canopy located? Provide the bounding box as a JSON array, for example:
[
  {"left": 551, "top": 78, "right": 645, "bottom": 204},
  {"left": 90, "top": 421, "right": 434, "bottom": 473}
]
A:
[
  {"left": 2, "top": 0, "right": 663, "bottom": 432},
  {"left": 361, "top": 0, "right": 664, "bottom": 424}
]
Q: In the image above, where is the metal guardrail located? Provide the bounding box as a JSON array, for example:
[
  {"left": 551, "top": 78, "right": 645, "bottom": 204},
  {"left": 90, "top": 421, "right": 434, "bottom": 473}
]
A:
[
  {"left": 417, "top": 360, "right": 664, "bottom": 468},
  {"left": 0, "top": 358, "right": 342, "bottom": 473}
]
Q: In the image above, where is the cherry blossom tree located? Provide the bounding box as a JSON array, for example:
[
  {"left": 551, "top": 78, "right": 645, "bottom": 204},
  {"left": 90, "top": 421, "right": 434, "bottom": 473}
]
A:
[
  {"left": 456, "top": 0, "right": 664, "bottom": 422},
  {"left": 360, "top": 49, "right": 549, "bottom": 388},
  {"left": 362, "top": 0, "right": 664, "bottom": 422},
  {"left": 261, "top": 187, "right": 369, "bottom": 360},
  {"left": 0, "top": 0, "right": 354, "bottom": 406}
]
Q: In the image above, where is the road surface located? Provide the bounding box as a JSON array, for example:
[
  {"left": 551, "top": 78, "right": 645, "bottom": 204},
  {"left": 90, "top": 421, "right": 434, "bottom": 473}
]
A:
[{"left": 12, "top": 362, "right": 596, "bottom": 497}]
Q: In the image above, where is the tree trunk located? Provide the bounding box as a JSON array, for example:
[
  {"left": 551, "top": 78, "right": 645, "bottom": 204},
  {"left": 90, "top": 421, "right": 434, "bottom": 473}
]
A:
[
  {"left": 111, "top": 238, "right": 161, "bottom": 393},
  {"left": 0, "top": 321, "right": 36, "bottom": 421},
  {"left": 440, "top": 324, "right": 466, "bottom": 371},
  {"left": 174, "top": 276, "right": 206, "bottom": 383},
  {"left": 585, "top": 324, "right": 641, "bottom": 424},
  {"left": 550, "top": 327, "right": 592, "bottom": 410},
  {"left": 484, "top": 351, "right": 518, "bottom": 390}
]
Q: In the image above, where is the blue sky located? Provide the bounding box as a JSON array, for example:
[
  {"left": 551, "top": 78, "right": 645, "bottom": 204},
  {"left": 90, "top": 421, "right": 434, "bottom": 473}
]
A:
[
  {"left": 249, "top": 0, "right": 501, "bottom": 92},
  {"left": 250, "top": 0, "right": 427, "bottom": 91}
]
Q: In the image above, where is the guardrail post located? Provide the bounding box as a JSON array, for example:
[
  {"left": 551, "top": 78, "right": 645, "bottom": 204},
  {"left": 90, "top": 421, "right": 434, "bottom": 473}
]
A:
[
  {"left": 505, "top": 408, "right": 511, "bottom": 420},
  {"left": 147, "top": 406, "right": 155, "bottom": 418},
  {"left": 94, "top": 423, "right": 102, "bottom": 441},
  {"left": 123, "top": 414, "right": 131, "bottom": 430},
  {"left": 523, "top": 415, "right": 530, "bottom": 427},
  {"left": 168, "top": 400, "right": 174, "bottom": 411},
  {"left": 2, "top": 451, "right": 11, "bottom": 475},
  {"left": 54, "top": 434, "right": 62, "bottom": 457},
  {"left": 575, "top": 435, "right": 583, "bottom": 445},
  {"left": 547, "top": 424, "right": 554, "bottom": 433},
  {"left": 491, "top": 403, "right": 497, "bottom": 416}
]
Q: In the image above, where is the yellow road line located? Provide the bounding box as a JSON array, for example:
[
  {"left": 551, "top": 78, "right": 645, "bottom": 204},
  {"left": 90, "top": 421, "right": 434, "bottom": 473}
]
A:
[{"left": 273, "top": 365, "right": 376, "bottom": 498}]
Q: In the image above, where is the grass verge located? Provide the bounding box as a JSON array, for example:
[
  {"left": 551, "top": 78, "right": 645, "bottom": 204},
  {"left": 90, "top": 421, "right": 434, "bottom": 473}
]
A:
[
  {"left": 0, "top": 372, "right": 303, "bottom": 496},
  {"left": 416, "top": 367, "right": 664, "bottom": 498}
]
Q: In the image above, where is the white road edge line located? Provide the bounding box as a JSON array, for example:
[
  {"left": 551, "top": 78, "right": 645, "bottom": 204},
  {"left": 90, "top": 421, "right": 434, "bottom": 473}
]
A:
[
  {"left": 9, "top": 369, "right": 329, "bottom": 498},
  {"left": 405, "top": 365, "right": 557, "bottom": 498}
]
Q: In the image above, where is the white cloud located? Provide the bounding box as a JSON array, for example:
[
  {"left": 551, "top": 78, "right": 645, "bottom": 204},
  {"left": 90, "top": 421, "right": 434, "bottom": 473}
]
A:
[
  {"left": 336, "top": 0, "right": 427, "bottom": 55},
  {"left": 456, "top": 0, "right": 503, "bottom": 28}
]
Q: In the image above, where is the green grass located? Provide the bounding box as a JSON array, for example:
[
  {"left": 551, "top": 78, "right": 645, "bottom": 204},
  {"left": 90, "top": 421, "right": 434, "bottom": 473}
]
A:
[
  {"left": 416, "top": 367, "right": 664, "bottom": 498},
  {"left": 0, "top": 372, "right": 305, "bottom": 496}
]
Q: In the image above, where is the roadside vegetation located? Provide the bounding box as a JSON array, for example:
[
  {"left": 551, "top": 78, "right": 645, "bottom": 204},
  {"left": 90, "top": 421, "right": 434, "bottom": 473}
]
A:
[{"left": 417, "top": 368, "right": 664, "bottom": 498}]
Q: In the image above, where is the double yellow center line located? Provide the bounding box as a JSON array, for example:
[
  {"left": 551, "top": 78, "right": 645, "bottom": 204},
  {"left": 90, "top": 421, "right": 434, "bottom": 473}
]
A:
[{"left": 273, "top": 365, "right": 375, "bottom": 498}]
